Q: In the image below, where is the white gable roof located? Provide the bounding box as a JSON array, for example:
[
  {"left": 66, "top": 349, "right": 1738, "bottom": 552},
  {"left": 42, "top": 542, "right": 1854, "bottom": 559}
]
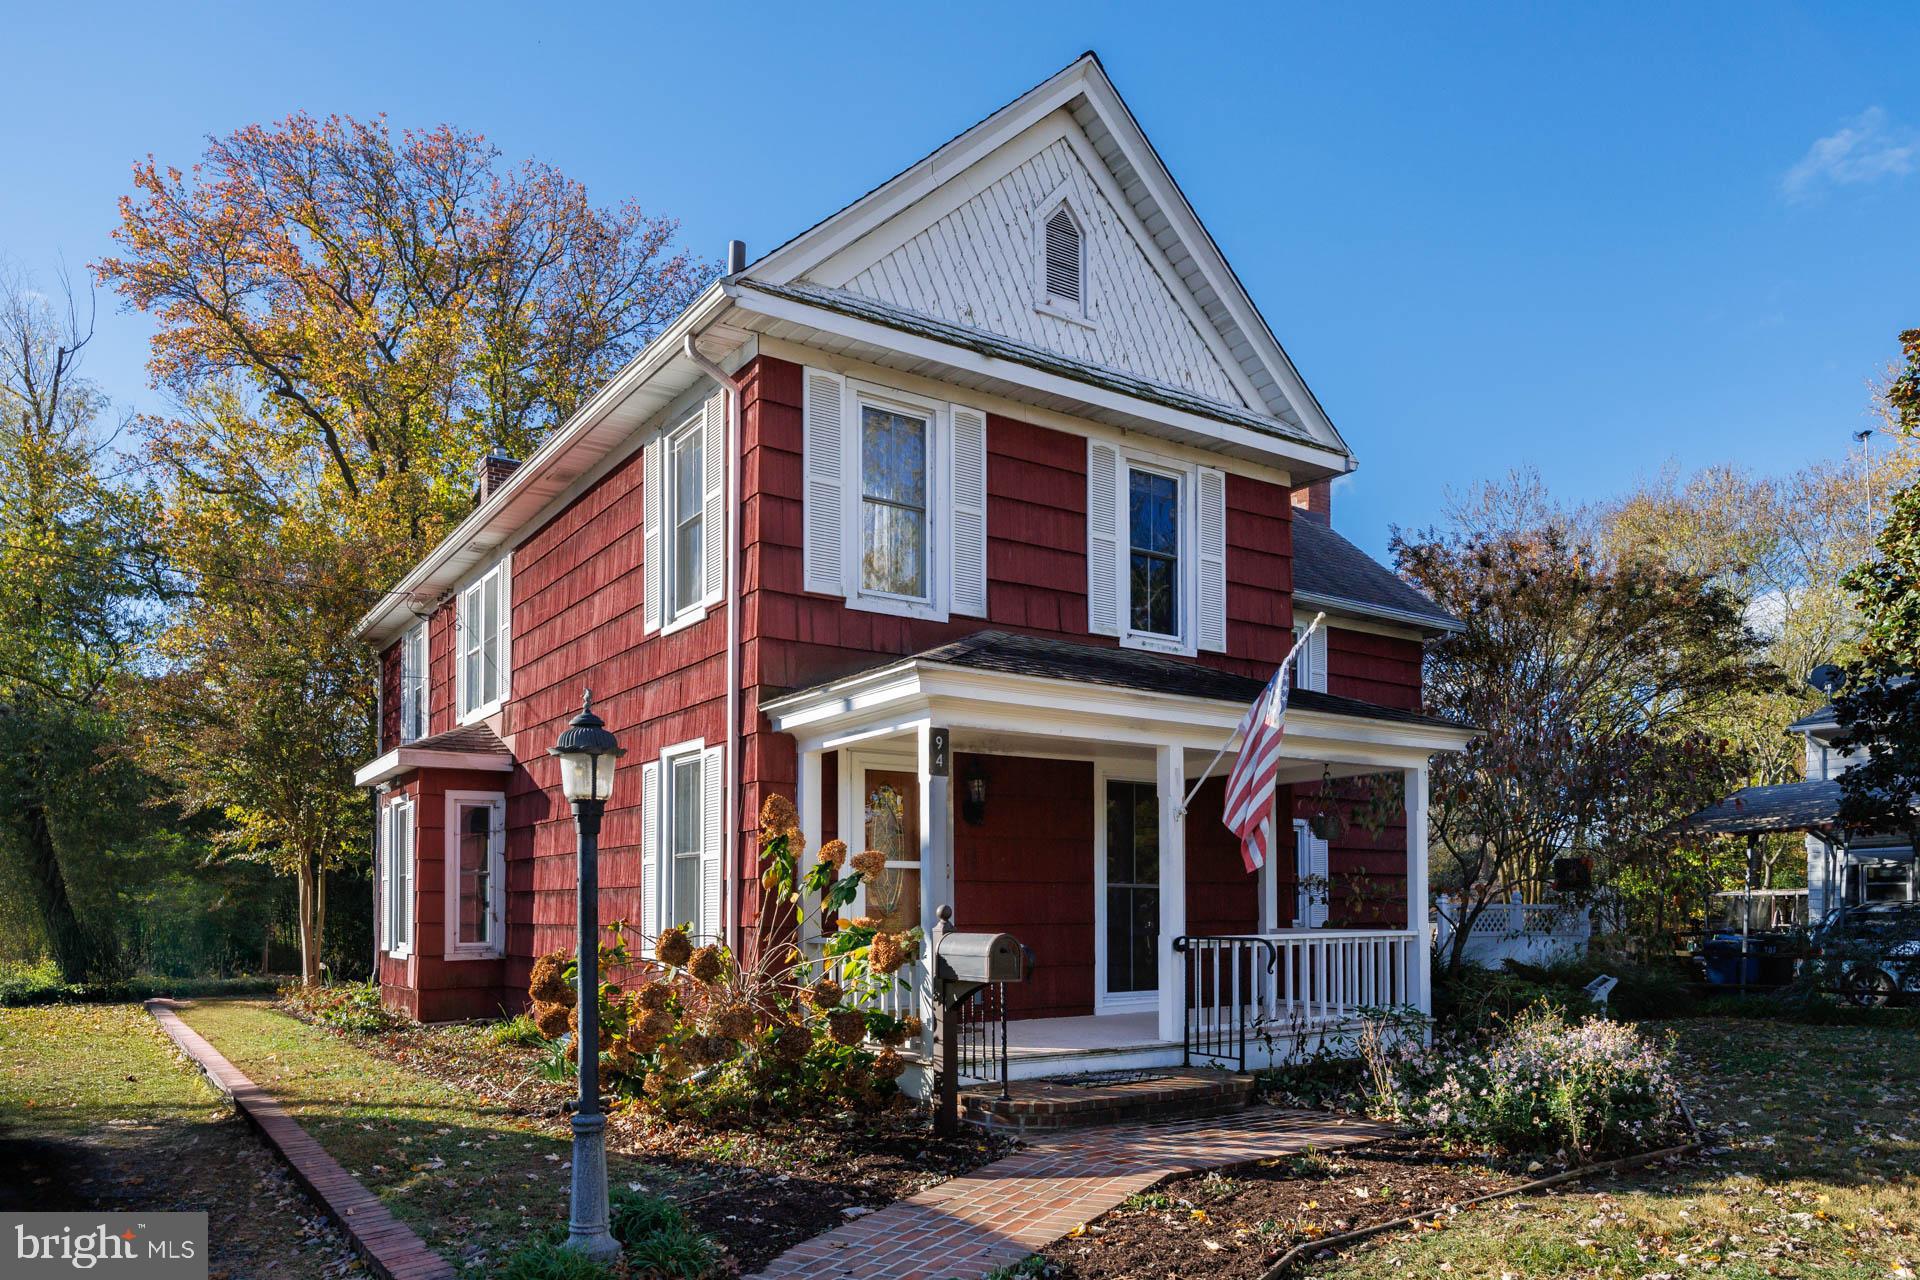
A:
[{"left": 748, "top": 53, "right": 1350, "bottom": 461}]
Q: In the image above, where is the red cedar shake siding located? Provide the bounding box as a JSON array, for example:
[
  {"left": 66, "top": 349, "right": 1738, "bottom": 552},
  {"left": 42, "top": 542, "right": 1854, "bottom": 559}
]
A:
[{"left": 373, "top": 352, "right": 1424, "bottom": 1016}]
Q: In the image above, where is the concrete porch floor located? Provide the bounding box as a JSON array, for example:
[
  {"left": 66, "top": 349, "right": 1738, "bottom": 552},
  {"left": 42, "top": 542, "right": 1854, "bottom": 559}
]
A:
[{"left": 1004, "top": 1010, "right": 1168, "bottom": 1057}]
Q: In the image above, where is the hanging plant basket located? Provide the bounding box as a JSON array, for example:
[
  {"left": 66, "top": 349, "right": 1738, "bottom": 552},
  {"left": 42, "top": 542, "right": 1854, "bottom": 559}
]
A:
[{"left": 1308, "top": 812, "right": 1342, "bottom": 841}]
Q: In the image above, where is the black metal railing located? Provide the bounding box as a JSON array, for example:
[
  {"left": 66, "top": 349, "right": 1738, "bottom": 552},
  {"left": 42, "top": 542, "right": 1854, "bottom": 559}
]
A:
[
  {"left": 951, "top": 981, "right": 1011, "bottom": 1100},
  {"left": 1173, "top": 934, "right": 1277, "bottom": 1072}
]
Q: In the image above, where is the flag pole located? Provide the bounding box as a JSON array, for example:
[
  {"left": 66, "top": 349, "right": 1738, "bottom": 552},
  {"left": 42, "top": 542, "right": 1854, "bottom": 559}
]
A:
[{"left": 1177, "top": 611, "right": 1324, "bottom": 816}]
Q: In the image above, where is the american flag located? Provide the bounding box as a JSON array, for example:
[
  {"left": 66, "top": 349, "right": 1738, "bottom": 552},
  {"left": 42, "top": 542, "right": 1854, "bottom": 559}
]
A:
[{"left": 1220, "top": 629, "right": 1312, "bottom": 872}]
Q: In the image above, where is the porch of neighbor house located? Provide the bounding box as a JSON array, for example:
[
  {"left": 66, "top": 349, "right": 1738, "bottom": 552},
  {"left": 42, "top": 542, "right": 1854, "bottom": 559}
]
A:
[{"left": 761, "top": 632, "right": 1474, "bottom": 1083}]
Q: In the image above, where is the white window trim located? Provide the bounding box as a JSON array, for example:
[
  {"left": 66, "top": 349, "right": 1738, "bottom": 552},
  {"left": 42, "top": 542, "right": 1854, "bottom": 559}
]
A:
[
  {"left": 399, "top": 621, "right": 429, "bottom": 745},
  {"left": 1093, "top": 763, "right": 1160, "bottom": 1014},
  {"left": 382, "top": 795, "right": 415, "bottom": 960},
  {"left": 1294, "top": 817, "right": 1329, "bottom": 928},
  {"left": 1115, "top": 448, "right": 1198, "bottom": 657},
  {"left": 656, "top": 737, "right": 707, "bottom": 934},
  {"left": 844, "top": 379, "right": 949, "bottom": 622},
  {"left": 455, "top": 558, "right": 511, "bottom": 725},
  {"left": 659, "top": 410, "right": 709, "bottom": 636},
  {"left": 443, "top": 790, "right": 506, "bottom": 960},
  {"left": 1032, "top": 185, "right": 1095, "bottom": 329}
]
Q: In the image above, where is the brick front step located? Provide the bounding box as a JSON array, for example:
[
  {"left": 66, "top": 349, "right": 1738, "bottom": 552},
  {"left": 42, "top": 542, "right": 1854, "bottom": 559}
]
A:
[{"left": 960, "top": 1067, "right": 1254, "bottom": 1131}]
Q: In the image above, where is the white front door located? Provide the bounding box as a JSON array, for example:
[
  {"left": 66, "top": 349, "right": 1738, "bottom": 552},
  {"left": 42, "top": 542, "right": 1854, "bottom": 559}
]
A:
[{"left": 1095, "top": 770, "right": 1160, "bottom": 1012}]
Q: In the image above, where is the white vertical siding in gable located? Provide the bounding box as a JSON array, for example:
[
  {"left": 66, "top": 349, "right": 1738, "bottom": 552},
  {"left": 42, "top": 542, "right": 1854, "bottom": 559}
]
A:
[{"left": 843, "top": 138, "right": 1245, "bottom": 409}]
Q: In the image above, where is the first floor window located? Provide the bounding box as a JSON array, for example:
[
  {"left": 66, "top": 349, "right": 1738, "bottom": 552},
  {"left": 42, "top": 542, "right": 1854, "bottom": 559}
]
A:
[
  {"left": 382, "top": 797, "right": 414, "bottom": 955},
  {"left": 668, "top": 754, "right": 704, "bottom": 931},
  {"left": 448, "top": 794, "right": 504, "bottom": 954},
  {"left": 669, "top": 417, "right": 704, "bottom": 618},
  {"left": 459, "top": 561, "right": 509, "bottom": 718},
  {"left": 858, "top": 402, "right": 929, "bottom": 599},
  {"left": 1127, "top": 467, "right": 1180, "bottom": 638},
  {"left": 399, "top": 622, "right": 428, "bottom": 743},
  {"left": 1104, "top": 780, "right": 1159, "bottom": 995}
]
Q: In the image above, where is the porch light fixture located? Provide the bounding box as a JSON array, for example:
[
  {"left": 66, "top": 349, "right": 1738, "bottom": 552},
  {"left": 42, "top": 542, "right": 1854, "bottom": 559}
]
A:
[
  {"left": 548, "top": 690, "right": 625, "bottom": 1262},
  {"left": 962, "top": 764, "right": 988, "bottom": 826}
]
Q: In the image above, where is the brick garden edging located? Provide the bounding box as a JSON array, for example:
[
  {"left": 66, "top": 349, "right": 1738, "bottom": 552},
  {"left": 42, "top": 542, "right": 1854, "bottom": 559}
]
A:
[
  {"left": 145, "top": 1000, "right": 456, "bottom": 1280},
  {"left": 750, "top": 1106, "right": 1392, "bottom": 1280}
]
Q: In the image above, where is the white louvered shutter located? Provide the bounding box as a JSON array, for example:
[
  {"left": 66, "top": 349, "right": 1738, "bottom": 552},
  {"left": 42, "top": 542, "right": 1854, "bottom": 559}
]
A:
[
  {"left": 1044, "top": 207, "right": 1082, "bottom": 305},
  {"left": 802, "top": 368, "right": 847, "bottom": 596},
  {"left": 397, "top": 803, "right": 414, "bottom": 951},
  {"left": 642, "top": 436, "right": 663, "bottom": 632},
  {"left": 1296, "top": 821, "right": 1329, "bottom": 928},
  {"left": 702, "top": 390, "right": 726, "bottom": 604},
  {"left": 1197, "top": 466, "right": 1227, "bottom": 652},
  {"left": 1086, "top": 441, "right": 1121, "bottom": 635},
  {"left": 1295, "top": 623, "right": 1329, "bottom": 692},
  {"left": 640, "top": 761, "right": 661, "bottom": 943},
  {"left": 379, "top": 806, "right": 393, "bottom": 951},
  {"left": 700, "top": 745, "right": 725, "bottom": 944},
  {"left": 949, "top": 404, "right": 989, "bottom": 617}
]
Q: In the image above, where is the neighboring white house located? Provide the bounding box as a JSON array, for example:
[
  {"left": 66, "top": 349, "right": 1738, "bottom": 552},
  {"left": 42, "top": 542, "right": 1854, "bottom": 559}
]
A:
[{"left": 1790, "top": 703, "right": 1916, "bottom": 917}]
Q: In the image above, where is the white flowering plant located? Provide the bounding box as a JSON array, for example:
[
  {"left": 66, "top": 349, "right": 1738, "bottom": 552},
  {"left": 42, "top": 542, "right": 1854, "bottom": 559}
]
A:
[{"left": 1394, "top": 1006, "right": 1685, "bottom": 1161}]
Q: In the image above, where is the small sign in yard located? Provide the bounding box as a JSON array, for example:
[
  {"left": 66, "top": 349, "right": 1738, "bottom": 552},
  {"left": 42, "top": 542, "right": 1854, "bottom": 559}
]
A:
[{"left": 1584, "top": 974, "right": 1619, "bottom": 1007}]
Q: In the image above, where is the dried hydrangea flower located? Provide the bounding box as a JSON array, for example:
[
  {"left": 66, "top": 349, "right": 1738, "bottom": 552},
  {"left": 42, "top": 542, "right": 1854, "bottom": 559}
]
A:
[
  {"left": 850, "top": 849, "right": 888, "bottom": 881},
  {"left": 899, "top": 1016, "right": 924, "bottom": 1039},
  {"left": 760, "top": 792, "right": 799, "bottom": 838},
  {"left": 632, "top": 981, "right": 673, "bottom": 1013},
  {"left": 528, "top": 952, "right": 575, "bottom": 1007},
  {"left": 655, "top": 926, "right": 694, "bottom": 969},
  {"left": 707, "top": 1002, "right": 758, "bottom": 1040},
  {"left": 873, "top": 1048, "right": 904, "bottom": 1081},
  {"left": 869, "top": 932, "right": 911, "bottom": 975},
  {"left": 533, "top": 1000, "right": 571, "bottom": 1039},
  {"left": 807, "top": 977, "right": 845, "bottom": 1010},
  {"left": 819, "top": 839, "right": 848, "bottom": 870},
  {"left": 687, "top": 944, "right": 726, "bottom": 985},
  {"left": 773, "top": 1022, "right": 811, "bottom": 1065},
  {"left": 828, "top": 1009, "right": 867, "bottom": 1047}
]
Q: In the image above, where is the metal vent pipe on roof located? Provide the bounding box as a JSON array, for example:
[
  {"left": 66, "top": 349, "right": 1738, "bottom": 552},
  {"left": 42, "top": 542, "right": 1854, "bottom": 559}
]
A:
[{"left": 726, "top": 240, "right": 746, "bottom": 276}]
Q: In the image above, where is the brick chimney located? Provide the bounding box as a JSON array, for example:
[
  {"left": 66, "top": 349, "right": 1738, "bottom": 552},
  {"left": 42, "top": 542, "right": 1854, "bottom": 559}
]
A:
[
  {"left": 475, "top": 448, "right": 521, "bottom": 504},
  {"left": 1291, "top": 478, "right": 1331, "bottom": 524}
]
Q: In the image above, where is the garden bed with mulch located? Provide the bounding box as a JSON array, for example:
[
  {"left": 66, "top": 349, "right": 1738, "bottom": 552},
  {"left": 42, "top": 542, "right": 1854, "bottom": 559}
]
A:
[
  {"left": 1030, "top": 1137, "right": 1527, "bottom": 1280},
  {"left": 271, "top": 996, "right": 1013, "bottom": 1272}
]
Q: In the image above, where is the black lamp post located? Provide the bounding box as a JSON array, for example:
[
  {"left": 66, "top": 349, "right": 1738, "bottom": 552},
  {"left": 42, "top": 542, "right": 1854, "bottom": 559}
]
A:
[{"left": 549, "top": 690, "right": 625, "bottom": 1261}]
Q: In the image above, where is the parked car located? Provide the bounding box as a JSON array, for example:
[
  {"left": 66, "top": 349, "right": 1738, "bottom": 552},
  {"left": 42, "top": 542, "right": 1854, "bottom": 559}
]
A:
[{"left": 1809, "top": 902, "right": 1920, "bottom": 1006}]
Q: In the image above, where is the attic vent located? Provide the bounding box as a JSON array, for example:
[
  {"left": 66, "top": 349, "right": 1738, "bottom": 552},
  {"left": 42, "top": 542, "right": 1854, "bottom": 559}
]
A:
[{"left": 1043, "top": 207, "right": 1082, "bottom": 306}]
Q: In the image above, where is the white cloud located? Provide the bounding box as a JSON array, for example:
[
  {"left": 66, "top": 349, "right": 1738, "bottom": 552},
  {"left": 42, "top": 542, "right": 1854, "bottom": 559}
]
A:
[{"left": 1783, "top": 107, "right": 1920, "bottom": 200}]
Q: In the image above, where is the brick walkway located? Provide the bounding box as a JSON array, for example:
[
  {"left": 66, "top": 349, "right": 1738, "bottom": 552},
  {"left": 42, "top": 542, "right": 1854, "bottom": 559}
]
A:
[
  {"left": 750, "top": 1106, "right": 1392, "bottom": 1280},
  {"left": 146, "top": 1000, "right": 456, "bottom": 1280}
]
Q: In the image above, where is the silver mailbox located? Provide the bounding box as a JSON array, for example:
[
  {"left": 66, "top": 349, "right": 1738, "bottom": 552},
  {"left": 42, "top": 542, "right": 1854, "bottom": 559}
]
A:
[{"left": 934, "top": 931, "right": 1030, "bottom": 985}]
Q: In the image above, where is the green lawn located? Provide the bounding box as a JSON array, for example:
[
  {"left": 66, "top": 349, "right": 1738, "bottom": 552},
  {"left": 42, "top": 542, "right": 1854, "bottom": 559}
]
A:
[
  {"left": 175, "top": 999, "right": 593, "bottom": 1277},
  {"left": 1310, "top": 1019, "right": 1920, "bottom": 1280},
  {"left": 0, "top": 1003, "right": 363, "bottom": 1277}
]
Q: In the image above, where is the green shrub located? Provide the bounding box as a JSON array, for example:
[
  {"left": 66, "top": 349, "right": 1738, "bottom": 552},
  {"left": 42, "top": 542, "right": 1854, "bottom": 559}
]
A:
[
  {"left": 495, "top": 1239, "right": 617, "bottom": 1280},
  {"left": 624, "top": 1220, "right": 723, "bottom": 1279},
  {"left": 1433, "top": 956, "right": 1702, "bottom": 1032},
  {"left": 0, "top": 974, "right": 279, "bottom": 1008},
  {"left": 1398, "top": 1006, "right": 1685, "bottom": 1160},
  {"left": 277, "top": 980, "right": 400, "bottom": 1033},
  {"left": 609, "top": 1187, "right": 687, "bottom": 1244}
]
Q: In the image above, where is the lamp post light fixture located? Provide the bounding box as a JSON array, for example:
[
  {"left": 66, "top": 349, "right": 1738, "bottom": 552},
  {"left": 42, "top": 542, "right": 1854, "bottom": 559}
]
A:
[{"left": 549, "top": 690, "right": 625, "bottom": 1261}]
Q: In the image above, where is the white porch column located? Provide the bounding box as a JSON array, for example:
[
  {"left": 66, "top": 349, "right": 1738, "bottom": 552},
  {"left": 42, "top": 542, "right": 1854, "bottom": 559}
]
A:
[
  {"left": 1156, "top": 745, "right": 1188, "bottom": 1044},
  {"left": 797, "top": 746, "right": 824, "bottom": 944},
  {"left": 1406, "top": 765, "right": 1432, "bottom": 1018},
  {"left": 916, "top": 722, "right": 951, "bottom": 1031}
]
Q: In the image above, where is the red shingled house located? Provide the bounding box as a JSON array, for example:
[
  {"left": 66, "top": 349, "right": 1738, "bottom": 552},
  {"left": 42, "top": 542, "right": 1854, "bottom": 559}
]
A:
[{"left": 352, "top": 53, "right": 1471, "bottom": 1075}]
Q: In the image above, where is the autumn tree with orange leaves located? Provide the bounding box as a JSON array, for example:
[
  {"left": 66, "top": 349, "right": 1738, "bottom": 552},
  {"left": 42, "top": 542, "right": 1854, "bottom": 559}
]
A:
[{"left": 98, "top": 114, "right": 712, "bottom": 982}]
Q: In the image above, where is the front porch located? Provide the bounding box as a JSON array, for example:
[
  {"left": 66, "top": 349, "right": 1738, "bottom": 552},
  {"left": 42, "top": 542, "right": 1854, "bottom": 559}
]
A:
[{"left": 763, "top": 631, "right": 1473, "bottom": 1078}]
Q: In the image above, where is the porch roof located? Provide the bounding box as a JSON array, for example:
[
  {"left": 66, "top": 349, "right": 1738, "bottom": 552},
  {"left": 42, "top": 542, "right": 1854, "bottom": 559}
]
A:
[
  {"left": 1670, "top": 780, "right": 1844, "bottom": 837},
  {"left": 762, "top": 630, "right": 1474, "bottom": 766},
  {"left": 353, "top": 722, "right": 515, "bottom": 788}
]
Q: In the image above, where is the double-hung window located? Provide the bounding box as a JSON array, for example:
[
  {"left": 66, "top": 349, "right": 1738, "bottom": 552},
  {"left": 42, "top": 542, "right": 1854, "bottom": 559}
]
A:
[
  {"left": 667, "top": 753, "right": 704, "bottom": 931},
  {"left": 668, "top": 415, "right": 705, "bottom": 621},
  {"left": 445, "top": 792, "right": 505, "bottom": 958},
  {"left": 457, "top": 560, "right": 509, "bottom": 721},
  {"left": 381, "top": 796, "right": 414, "bottom": 957},
  {"left": 1127, "top": 466, "right": 1181, "bottom": 640},
  {"left": 642, "top": 740, "right": 723, "bottom": 943},
  {"left": 398, "top": 622, "right": 428, "bottom": 744},
  {"left": 858, "top": 401, "right": 931, "bottom": 602}
]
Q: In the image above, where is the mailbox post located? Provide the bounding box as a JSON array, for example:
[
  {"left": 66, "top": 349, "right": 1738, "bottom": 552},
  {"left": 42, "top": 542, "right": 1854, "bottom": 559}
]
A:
[{"left": 930, "top": 905, "right": 1032, "bottom": 1135}]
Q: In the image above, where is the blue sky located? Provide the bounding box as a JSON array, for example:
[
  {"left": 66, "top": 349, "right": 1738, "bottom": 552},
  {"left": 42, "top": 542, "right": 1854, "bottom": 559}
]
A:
[{"left": 4, "top": 1, "right": 1916, "bottom": 558}]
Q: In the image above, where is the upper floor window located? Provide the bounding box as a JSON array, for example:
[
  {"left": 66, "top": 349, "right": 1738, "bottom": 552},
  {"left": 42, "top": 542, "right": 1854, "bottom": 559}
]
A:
[
  {"left": 1088, "top": 440, "right": 1226, "bottom": 656},
  {"left": 859, "top": 402, "right": 930, "bottom": 601},
  {"left": 457, "top": 560, "right": 509, "bottom": 721},
  {"left": 1127, "top": 466, "right": 1181, "bottom": 639},
  {"left": 668, "top": 415, "right": 705, "bottom": 619},
  {"left": 398, "top": 622, "right": 428, "bottom": 744}
]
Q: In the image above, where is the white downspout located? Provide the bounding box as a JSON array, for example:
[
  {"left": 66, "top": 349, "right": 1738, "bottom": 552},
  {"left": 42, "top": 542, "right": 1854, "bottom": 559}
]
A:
[{"left": 682, "top": 255, "right": 746, "bottom": 956}]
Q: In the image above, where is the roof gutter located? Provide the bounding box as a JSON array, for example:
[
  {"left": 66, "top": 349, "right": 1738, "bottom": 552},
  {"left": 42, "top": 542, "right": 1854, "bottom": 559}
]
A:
[
  {"left": 680, "top": 249, "right": 748, "bottom": 959},
  {"left": 1293, "top": 590, "right": 1466, "bottom": 635}
]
